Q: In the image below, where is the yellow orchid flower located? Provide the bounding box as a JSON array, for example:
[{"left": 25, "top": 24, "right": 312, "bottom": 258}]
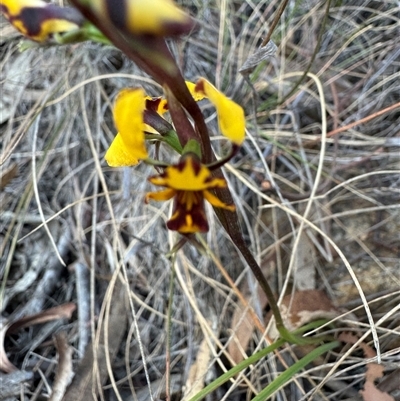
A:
[
  {"left": 146, "top": 154, "right": 235, "bottom": 233},
  {"left": 85, "top": 0, "right": 195, "bottom": 37},
  {"left": 1, "top": 0, "right": 84, "bottom": 42},
  {"left": 105, "top": 80, "right": 244, "bottom": 233}
]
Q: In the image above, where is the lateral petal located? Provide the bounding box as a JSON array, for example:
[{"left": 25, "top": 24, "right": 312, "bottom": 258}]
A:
[{"left": 195, "top": 78, "right": 245, "bottom": 145}]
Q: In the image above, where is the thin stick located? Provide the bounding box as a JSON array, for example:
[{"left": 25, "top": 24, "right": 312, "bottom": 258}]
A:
[
  {"left": 165, "top": 254, "right": 177, "bottom": 401},
  {"left": 261, "top": 0, "right": 290, "bottom": 47},
  {"left": 326, "top": 101, "right": 400, "bottom": 138}
]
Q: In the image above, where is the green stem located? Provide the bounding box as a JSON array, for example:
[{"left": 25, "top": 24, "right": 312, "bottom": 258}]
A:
[{"left": 145, "top": 131, "right": 183, "bottom": 155}]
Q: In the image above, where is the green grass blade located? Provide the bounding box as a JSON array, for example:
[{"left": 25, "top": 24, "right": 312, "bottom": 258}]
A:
[
  {"left": 187, "top": 338, "right": 286, "bottom": 401},
  {"left": 252, "top": 341, "right": 340, "bottom": 401},
  {"left": 188, "top": 320, "right": 331, "bottom": 401}
]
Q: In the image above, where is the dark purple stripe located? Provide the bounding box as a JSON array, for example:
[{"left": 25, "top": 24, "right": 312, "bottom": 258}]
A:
[
  {"left": 18, "top": 5, "right": 84, "bottom": 37},
  {"left": 105, "top": 0, "right": 127, "bottom": 30},
  {"left": 19, "top": 7, "right": 46, "bottom": 36}
]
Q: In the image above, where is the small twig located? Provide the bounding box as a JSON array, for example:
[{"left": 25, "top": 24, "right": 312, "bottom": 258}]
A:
[
  {"left": 49, "top": 332, "right": 73, "bottom": 401},
  {"left": 325, "top": 101, "right": 400, "bottom": 139},
  {"left": 165, "top": 255, "right": 177, "bottom": 401},
  {"left": 303, "top": 101, "right": 400, "bottom": 147},
  {"left": 31, "top": 116, "right": 66, "bottom": 268},
  {"left": 261, "top": 0, "right": 290, "bottom": 48},
  {"left": 69, "top": 261, "right": 90, "bottom": 358}
]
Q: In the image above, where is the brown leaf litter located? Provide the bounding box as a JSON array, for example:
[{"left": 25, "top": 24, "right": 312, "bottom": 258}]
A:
[{"left": 340, "top": 332, "right": 395, "bottom": 401}]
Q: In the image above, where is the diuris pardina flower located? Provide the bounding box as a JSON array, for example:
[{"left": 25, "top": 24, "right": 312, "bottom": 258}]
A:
[
  {"left": 0, "top": 0, "right": 84, "bottom": 42},
  {"left": 81, "top": 0, "right": 195, "bottom": 37},
  {"left": 105, "top": 78, "right": 245, "bottom": 233},
  {"left": 146, "top": 153, "right": 235, "bottom": 233}
]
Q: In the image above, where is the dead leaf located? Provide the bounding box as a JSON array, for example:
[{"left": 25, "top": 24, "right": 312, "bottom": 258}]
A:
[
  {"left": 266, "top": 290, "right": 339, "bottom": 339},
  {"left": 239, "top": 41, "right": 277, "bottom": 74},
  {"left": 0, "top": 163, "right": 18, "bottom": 190},
  {"left": 227, "top": 287, "right": 268, "bottom": 364},
  {"left": 183, "top": 337, "right": 212, "bottom": 399},
  {"left": 339, "top": 332, "right": 395, "bottom": 401}
]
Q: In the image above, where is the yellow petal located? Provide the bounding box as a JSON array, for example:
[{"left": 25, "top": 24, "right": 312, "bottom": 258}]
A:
[
  {"left": 36, "top": 20, "right": 80, "bottom": 41},
  {"left": 149, "top": 156, "right": 227, "bottom": 191},
  {"left": 144, "top": 124, "right": 159, "bottom": 134},
  {"left": 203, "top": 190, "right": 235, "bottom": 211},
  {"left": 128, "top": 0, "right": 193, "bottom": 35},
  {"left": 1, "top": 0, "right": 46, "bottom": 16},
  {"left": 195, "top": 78, "right": 245, "bottom": 145},
  {"left": 88, "top": 0, "right": 193, "bottom": 36},
  {"left": 105, "top": 133, "right": 140, "bottom": 166},
  {"left": 145, "top": 188, "right": 175, "bottom": 202},
  {"left": 111, "top": 88, "right": 148, "bottom": 163}
]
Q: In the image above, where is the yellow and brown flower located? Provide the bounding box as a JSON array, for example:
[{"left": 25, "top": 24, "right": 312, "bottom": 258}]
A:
[
  {"left": 1, "top": 0, "right": 84, "bottom": 42},
  {"left": 78, "top": 0, "right": 195, "bottom": 37},
  {"left": 146, "top": 154, "right": 235, "bottom": 233},
  {"left": 105, "top": 78, "right": 245, "bottom": 233}
]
